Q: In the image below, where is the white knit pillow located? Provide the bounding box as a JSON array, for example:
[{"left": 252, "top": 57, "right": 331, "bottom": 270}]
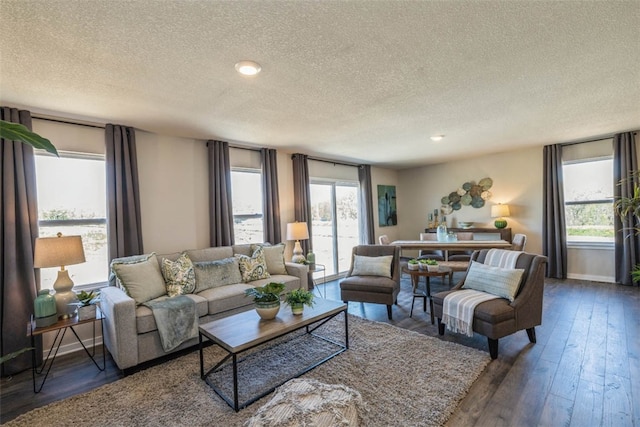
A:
[
  {"left": 351, "top": 255, "right": 393, "bottom": 278},
  {"left": 462, "top": 261, "right": 525, "bottom": 302}
]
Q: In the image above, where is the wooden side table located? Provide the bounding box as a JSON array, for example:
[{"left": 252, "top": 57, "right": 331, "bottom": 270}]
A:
[
  {"left": 28, "top": 307, "right": 105, "bottom": 393},
  {"left": 402, "top": 266, "right": 452, "bottom": 324}
]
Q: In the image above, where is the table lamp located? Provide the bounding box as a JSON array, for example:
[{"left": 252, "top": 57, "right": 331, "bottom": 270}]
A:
[
  {"left": 286, "top": 222, "right": 309, "bottom": 263},
  {"left": 491, "top": 204, "right": 511, "bottom": 229},
  {"left": 34, "top": 233, "right": 86, "bottom": 319}
]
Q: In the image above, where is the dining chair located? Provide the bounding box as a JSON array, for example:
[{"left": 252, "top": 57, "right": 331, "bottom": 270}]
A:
[
  {"left": 417, "top": 233, "right": 444, "bottom": 261},
  {"left": 512, "top": 234, "right": 527, "bottom": 251}
]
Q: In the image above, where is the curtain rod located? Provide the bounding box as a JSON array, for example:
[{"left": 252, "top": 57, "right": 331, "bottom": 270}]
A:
[
  {"left": 305, "top": 155, "right": 361, "bottom": 168},
  {"left": 32, "top": 115, "right": 105, "bottom": 130},
  {"left": 559, "top": 130, "right": 638, "bottom": 147}
]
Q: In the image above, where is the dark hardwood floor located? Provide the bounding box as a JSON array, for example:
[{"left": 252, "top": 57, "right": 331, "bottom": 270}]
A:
[{"left": 1, "top": 273, "right": 638, "bottom": 425}]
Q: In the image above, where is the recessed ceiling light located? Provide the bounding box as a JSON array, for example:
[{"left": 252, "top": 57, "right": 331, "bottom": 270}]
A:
[
  {"left": 235, "top": 60, "right": 262, "bottom": 76},
  {"left": 430, "top": 135, "right": 444, "bottom": 141}
]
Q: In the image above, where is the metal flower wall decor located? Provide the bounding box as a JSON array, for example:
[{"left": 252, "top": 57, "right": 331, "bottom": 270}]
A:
[{"left": 440, "top": 177, "right": 493, "bottom": 214}]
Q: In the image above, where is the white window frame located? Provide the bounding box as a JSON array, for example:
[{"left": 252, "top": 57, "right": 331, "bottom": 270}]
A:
[
  {"left": 563, "top": 156, "right": 614, "bottom": 249},
  {"left": 35, "top": 150, "right": 108, "bottom": 290}
]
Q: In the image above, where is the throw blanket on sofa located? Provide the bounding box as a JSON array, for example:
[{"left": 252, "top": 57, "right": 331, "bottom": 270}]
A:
[
  {"left": 143, "top": 296, "right": 198, "bottom": 352},
  {"left": 484, "top": 249, "right": 522, "bottom": 268},
  {"left": 443, "top": 289, "right": 499, "bottom": 337}
]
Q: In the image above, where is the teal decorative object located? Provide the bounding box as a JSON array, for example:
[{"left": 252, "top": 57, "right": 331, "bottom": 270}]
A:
[{"left": 34, "top": 289, "right": 57, "bottom": 327}]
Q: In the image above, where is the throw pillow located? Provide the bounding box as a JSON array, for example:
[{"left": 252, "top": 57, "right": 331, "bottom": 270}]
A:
[
  {"left": 161, "top": 252, "right": 196, "bottom": 297},
  {"left": 351, "top": 255, "right": 393, "bottom": 278},
  {"left": 251, "top": 243, "right": 287, "bottom": 275},
  {"left": 235, "top": 247, "right": 271, "bottom": 283},
  {"left": 462, "top": 261, "right": 525, "bottom": 302},
  {"left": 111, "top": 253, "right": 167, "bottom": 305},
  {"left": 193, "top": 257, "right": 243, "bottom": 293}
]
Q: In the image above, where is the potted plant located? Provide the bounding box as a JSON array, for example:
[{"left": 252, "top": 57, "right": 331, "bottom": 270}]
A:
[
  {"left": 418, "top": 259, "right": 429, "bottom": 270},
  {"left": 425, "top": 259, "right": 439, "bottom": 272},
  {"left": 75, "top": 290, "right": 99, "bottom": 320},
  {"left": 244, "top": 282, "right": 286, "bottom": 320},
  {"left": 284, "top": 288, "right": 315, "bottom": 315},
  {"left": 407, "top": 259, "right": 419, "bottom": 270}
]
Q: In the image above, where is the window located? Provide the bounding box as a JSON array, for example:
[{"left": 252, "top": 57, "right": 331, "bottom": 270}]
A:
[
  {"left": 35, "top": 152, "right": 108, "bottom": 289},
  {"left": 563, "top": 157, "right": 614, "bottom": 243},
  {"left": 310, "top": 181, "right": 360, "bottom": 276},
  {"left": 231, "top": 169, "right": 264, "bottom": 244}
]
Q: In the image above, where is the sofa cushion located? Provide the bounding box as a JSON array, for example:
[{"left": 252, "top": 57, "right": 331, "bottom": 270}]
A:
[
  {"left": 111, "top": 253, "right": 167, "bottom": 305},
  {"left": 232, "top": 244, "right": 253, "bottom": 257},
  {"left": 186, "top": 246, "right": 234, "bottom": 263},
  {"left": 251, "top": 243, "right": 287, "bottom": 275},
  {"left": 351, "top": 255, "right": 393, "bottom": 278},
  {"left": 161, "top": 252, "right": 196, "bottom": 297},
  {"left": 198, "top": 283, "right": 255, "bottom": 315},
  {"left": 462, "top": 261, "right": 524, "bottom": 302},
  {"left": 249, "top": 274, "right": 301, "bottom": 291},
  {"left": 340, "top": 275, "right": 397, "bottom": 294},
  {"left": 193, "top": 257, "right": 243, "bottom": 293},
  {"left": 235, "top": 247, "right": 271, "bottom": 282},
  {"left": 135, "top": 294, "right": 208, "bottom": 334}
]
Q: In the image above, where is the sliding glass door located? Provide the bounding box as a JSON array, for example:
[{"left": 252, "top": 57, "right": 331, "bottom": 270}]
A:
[{"left": 310, "top": 181, "right": 359, "bottom": 277}]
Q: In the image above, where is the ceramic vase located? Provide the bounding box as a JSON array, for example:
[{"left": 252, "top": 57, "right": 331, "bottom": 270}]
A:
[
  {"left": 290, "top": 303, "right": 304, "bottom": 315},
  {"left": 255, "top": 300, "right": 281, "bottom": 320}
]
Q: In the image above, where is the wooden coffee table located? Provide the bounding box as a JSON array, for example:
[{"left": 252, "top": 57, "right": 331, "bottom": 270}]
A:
[
  {"left": 198, "top": 298, "right": 348, "bottom": 411},
  {"left": 402, "top": 266, "right": 452, "bottom": 324}
]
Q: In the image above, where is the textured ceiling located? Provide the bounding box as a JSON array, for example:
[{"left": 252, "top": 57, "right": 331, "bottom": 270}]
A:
[{"left": 1, "top": 1, "right": 638, "bottom": 169}]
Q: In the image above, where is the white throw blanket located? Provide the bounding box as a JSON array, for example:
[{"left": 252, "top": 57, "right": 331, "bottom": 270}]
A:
[
  {"left": 443, "top": 290, "right": 499, "bottom": 337},
  {"left": 443, "top": 249, "right": 523, "bottom": 336},
  {"left": 484, "top": 249, "right": 522, "bottom": 268}
]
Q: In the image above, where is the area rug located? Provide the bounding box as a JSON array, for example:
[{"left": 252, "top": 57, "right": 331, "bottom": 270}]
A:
[{"left": 4, "top": 315, "right": 490, "bottom": 427}]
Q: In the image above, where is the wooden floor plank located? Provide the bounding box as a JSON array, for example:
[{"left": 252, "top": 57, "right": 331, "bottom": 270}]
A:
[{"left": 1, "top": 276, "right": 639, "bottom": 426}]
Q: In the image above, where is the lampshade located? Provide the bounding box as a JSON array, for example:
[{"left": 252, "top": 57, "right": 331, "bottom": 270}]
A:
[
  {"left": 286, "top": 222, "right": 309, "bottom": 241},
  {"left": 490, "top": 204, "right": 511, "bottom": 218},
  {"left": 34, "top": 234, "right": 86, "bottom": 268},
  {"left": 33, "top": 233, "right": 86, "bottom": 320}
]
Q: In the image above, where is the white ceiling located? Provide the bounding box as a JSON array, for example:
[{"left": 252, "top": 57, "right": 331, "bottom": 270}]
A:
[{"left": 1, "top": 1, "right": 639, "bottom": 169}]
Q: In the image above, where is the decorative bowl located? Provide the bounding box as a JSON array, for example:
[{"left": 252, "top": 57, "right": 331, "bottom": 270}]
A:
[{"left": 458, "top": 221, "right": 474, "bottom": 229}]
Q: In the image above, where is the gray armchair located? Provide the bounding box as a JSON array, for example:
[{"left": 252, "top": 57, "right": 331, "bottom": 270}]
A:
[
  {"left": 432, "top": 249, "right": 547, "bottom": 359},
  {"left": 340, "top": 245, "right": 401, "bottom": 320}
]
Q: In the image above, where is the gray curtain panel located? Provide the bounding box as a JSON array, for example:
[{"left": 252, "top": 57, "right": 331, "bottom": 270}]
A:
[
  {"left": 261, "top": 148, "right": 281, "bottom": 244},
  {"left": 106, "top": 124, "right": 143, "bottom": 259},
  {"left": 543, "top": 144, "right": 567, "bottom": 279},
  {"left": 208, "top": 140, "right": 234, "bottom": 246},
  {"left": 358, "top": 164, "right": 375, "bottom": 244},
  {"left": 1, "top": 107, "right": 42, "bottom": 375},
  {"left": 613, "top": 131, "right": 639, "bottom": 286},
  {"left": 291, "top": 153, "right": 312, "bottom": 255}
]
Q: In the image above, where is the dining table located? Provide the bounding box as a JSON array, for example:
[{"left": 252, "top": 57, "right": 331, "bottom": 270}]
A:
[{"left": 390, "top": 239, "right": 513, "bottom": 261}]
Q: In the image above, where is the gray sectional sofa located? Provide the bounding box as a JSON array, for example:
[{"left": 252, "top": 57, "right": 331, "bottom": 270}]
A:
[{"left": 100, "top": 244, "right": 308, "bottom": 370}]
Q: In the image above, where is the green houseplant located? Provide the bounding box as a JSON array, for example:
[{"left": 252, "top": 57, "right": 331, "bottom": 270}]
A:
[
  {"left": 0, "top": 120, "right": 58, "bottom": 156},
  {"left": 614, "top": 171, "right": 640, "bottom": 284},
  {"left": 408, "top": 259, "right": 419, "bottom": 270},
  {"left": 284, "top": 288, "right": 315, "bottom": 315},
  {"left": 244, "top": 282, "right": 285, "bottom": 320},
  {"left": 75, "top": 290, "right": 100, "bottom": 320},
  {"left": 424, "top": 258, "right": 439, "bottom": 272}
]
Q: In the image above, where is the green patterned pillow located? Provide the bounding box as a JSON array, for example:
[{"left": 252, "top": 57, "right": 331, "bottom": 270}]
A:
[
  {"left": 235, "top": 247, "right": 271, "bottom": 283},
  {"left": 161, "top": 252, "right": 196, "bottom": 297}
]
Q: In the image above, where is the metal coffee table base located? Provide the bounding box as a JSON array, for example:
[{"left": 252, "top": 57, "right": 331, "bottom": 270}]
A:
[{"left": 200, "top": 309, "right": 348, "bottom": 412}]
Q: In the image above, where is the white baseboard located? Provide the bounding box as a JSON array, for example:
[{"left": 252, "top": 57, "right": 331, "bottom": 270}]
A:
[
  {"left": 43, "top": 335, "right": 104, "bottom": 358},
  {"left": 566, "top": 273, "right": 615, "bottom": 284}
]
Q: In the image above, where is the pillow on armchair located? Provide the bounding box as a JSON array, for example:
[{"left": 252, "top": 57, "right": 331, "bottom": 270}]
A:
[
  {"left": 462, "top": 261, "right": 524, "bottom": 302},
  {"left": 351, "top": 255, "right": 393, "bottom": 278}
]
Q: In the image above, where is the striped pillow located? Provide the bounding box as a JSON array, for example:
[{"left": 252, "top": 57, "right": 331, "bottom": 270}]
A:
[{"left": 462, "top": 261, "right": 525, "bottom": 302}]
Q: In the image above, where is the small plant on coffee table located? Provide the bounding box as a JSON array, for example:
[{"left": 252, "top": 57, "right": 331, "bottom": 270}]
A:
[
  {"left": 245, "top": 282, "right": 286, "bottom": 320},
  {"left": 284, "top": 288, "right": 315, "bottom": 315},
  {"left": 408, "top": 259, "right": 419, "bottom": 270}
]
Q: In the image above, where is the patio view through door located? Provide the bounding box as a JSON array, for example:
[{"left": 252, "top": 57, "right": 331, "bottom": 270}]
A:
[{"left": 309, "top": 181, "right": 360, "bottom": 279}]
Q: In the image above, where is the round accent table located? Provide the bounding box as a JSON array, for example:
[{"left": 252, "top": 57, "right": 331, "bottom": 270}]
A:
[{"left": 402, "top": 266, "right": 452, "bottom": 324}]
